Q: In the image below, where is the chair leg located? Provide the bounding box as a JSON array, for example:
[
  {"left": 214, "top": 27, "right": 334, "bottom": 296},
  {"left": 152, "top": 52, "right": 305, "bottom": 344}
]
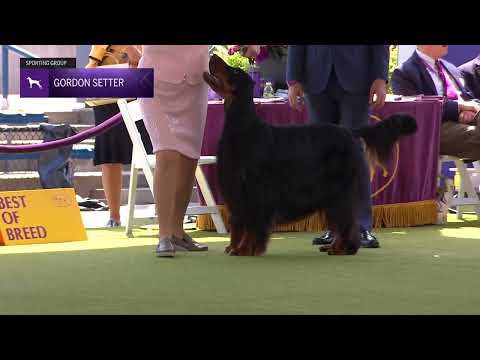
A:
[
  {"left": 437, "top": 158, "right": 444, "bottom": 188},
  {"left": 195, "top": 165, "right": 227, "bottom": 234},
  {"left": 444, "top": 178, "right": 454, "bottom": 210},
  {"left": 125, "top": 162, "right": 139, "bottom": 237},
  {"left": 472, "top": 162, "right": 480, "bottom": 220},
  {"left": 455, "top": 160, "right": 466, "bottom": 219},
  {"left": 455, "top": 160, "right": 480, "bottom": 220}
]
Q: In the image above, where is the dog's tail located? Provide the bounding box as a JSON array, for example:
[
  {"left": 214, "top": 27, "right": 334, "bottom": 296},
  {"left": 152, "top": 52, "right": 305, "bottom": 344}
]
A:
[{"left": 353, "top": 113, "right": 417, "bottom": 168}]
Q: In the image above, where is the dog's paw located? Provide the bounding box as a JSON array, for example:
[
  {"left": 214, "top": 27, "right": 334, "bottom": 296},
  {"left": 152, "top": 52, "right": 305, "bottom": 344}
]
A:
[
  {"left": 319, "top": 245, "right": 331, "bottom": 253},
  {"left": 327, "top": 248, "right": 358, "bottom": 256},
  {"left": 226, "top": 247, "right": 240, "bottom": 256}
]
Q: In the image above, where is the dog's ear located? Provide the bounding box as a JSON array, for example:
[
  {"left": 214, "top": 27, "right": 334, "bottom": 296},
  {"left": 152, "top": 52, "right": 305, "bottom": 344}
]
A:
[{"left": 203, "top": 71, "right": 235, "bottom": 98}]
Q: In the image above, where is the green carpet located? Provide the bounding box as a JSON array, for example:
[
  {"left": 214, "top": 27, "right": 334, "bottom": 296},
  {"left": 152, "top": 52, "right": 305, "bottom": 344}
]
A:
[{"left": 1, "top": 215, "right": 480, "bottom": 315}]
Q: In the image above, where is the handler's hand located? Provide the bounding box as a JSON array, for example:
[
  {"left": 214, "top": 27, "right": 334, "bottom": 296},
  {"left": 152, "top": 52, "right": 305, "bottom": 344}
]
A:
[
  {"left": 458, "top": 101, "right": 480, "bottom": 114},
  {"left": 125, "top": 45, "right": 142, "bottom": 68},
  {"left": 369, "top": 79, "right": 387, "bottom": 110},
  {"left": 459, "top": 110, "right": 477, "bottom": 124},
  {"left": 288, "top": 83, "right": 305, "bottom": 112}
]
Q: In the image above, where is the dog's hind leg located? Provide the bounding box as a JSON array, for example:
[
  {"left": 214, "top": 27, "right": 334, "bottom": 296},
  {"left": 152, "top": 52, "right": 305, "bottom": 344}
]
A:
[{"left": 321, "top": 200, "right": 360, "bottom": 256}]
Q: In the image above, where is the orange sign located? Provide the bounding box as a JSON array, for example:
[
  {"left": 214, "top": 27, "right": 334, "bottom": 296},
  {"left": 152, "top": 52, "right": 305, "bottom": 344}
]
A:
[{"left": 0, "top": 188, "right": 87, "bottom": 246}]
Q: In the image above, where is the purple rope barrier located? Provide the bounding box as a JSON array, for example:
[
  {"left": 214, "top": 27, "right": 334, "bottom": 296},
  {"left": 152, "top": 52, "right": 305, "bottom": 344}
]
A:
[{"left": 0, "top": 112, "right": 123, "bottom": 153}]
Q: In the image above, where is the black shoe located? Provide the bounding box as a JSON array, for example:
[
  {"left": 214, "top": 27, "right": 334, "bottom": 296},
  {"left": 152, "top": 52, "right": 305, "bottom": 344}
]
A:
[
  {"left": 360, "top": 230, "right": 380, "bottom": 248},
  {"left": 312, "top": 230, "right": 335, "bottom": 246}
]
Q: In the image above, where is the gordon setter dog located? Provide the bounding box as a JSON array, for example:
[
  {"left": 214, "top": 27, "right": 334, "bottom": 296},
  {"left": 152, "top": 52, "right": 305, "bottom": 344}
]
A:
[{"left": 203, "top": 54, "right": 417, "bottom": 256}]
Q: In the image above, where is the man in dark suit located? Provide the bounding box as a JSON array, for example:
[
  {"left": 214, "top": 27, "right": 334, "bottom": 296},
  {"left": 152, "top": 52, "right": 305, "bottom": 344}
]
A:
[
  {"left": 286, "top": 45, "right": 390, "bottom": 249},
  {"left": 392, "top": 45, "right": 480, "bottom": 160},
  {"left": 459, "top": 54, "right": 480, "bottom": 99}
]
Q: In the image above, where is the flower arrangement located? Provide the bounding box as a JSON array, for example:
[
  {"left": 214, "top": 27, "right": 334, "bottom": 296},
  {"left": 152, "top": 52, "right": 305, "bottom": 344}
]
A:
[
  {"left": 210, "top": 45, "right": 251, "bottom": 73},
  {"left": 228, "top": 45, "right": 288, "bottom": 64},
  {"left": 208, "top": 45, "right": 288, "bottom": 99}
]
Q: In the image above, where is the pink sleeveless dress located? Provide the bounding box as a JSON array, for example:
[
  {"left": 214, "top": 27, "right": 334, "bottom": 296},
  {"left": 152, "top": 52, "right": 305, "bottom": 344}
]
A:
[{"left": 138, "top": 45, "right": 209, "bottom": 159}]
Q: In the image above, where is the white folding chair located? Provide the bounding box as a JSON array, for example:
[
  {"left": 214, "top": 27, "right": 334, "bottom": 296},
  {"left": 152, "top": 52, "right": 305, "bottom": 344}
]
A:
[
  {"left": 117, "top": 99, "right": 227, "bottom": 236},
  {"left": 439, "top": 155, "right": 480, "bottom": 220}
]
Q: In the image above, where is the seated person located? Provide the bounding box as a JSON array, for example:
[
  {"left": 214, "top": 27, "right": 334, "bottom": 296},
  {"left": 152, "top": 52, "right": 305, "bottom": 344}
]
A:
[
  {"left": 392, "top": 45, "right": 480, "bottom": 160},
  {"left": 459, "top": 54, "right": 480, "bottom": 99}
]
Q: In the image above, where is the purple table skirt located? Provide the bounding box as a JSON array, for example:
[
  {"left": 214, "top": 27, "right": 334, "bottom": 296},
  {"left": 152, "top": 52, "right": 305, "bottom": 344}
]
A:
[{"left": 198, "top": 99, "right": 442, "bottom": 208}]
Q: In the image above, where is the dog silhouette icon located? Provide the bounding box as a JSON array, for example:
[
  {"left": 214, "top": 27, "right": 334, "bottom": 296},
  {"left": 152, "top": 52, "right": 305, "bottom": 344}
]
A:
[{"left": 26, "top": 76, "right": 43, "bottom": 89}]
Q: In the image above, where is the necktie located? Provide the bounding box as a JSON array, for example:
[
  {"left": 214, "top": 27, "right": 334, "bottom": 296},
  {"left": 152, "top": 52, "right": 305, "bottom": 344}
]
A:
[{"left": 435, "top": 60, "right": 458, "bottom": 100}]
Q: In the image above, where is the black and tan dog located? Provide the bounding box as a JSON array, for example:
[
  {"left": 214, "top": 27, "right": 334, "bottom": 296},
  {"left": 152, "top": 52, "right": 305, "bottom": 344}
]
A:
[{"left": 203, "top": 54, "right": 417, "bottom": 256}]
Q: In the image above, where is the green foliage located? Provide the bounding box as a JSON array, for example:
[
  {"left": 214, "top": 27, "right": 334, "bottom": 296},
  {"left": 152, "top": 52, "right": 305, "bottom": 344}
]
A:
[
  {"left": 211, "top": 45, "right": 250, "bottom": 73},
  {"left": 224, "top": 52, "right": 251, "bottom": 73},
  {"left": 210, "top": 45, "right": 228, "bottom": 57},
  {"left": 388, "top": 45, "right": 398, "bottom": 94}
]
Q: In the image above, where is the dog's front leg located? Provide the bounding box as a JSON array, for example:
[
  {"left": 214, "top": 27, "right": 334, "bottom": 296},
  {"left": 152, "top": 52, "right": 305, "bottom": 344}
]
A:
[
  {"left": 327, "top": 235, "right": 347, "bottom": 255},
  {"left": 225, "top": 220, "right": 244, "bottom": 255},
  {"left": 320, "top": 231, "right": 359, "bottom": 255},
  {"left": 235, "top": 231, "right": 256, "bottom": 256},
  {"left": 319, "top": 236, "right": 347, "bottom": 255}
]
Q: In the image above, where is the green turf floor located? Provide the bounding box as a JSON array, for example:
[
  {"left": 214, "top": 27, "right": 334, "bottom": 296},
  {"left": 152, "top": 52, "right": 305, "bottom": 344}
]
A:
[{"left": 1, "top": 215, "right": 480, "bottom": 314}]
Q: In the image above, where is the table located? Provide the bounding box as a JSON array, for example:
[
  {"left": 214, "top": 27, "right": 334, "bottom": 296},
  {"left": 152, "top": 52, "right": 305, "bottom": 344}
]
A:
[{"left": 196, "top": 98, "right": 443, "bottom": 231}]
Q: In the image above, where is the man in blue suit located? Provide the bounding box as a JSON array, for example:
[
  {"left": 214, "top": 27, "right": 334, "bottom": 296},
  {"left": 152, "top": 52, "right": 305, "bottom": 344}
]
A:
[
  {"left": 287, "top": 45, "right": 390, "bottom": 249},
  {"left": 392, "top": 45, "right": 480, "bottom": 160}
]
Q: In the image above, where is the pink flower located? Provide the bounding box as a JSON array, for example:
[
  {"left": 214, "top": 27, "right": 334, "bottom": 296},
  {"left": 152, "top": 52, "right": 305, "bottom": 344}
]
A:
[{"left": 228, "top": 45, "right": 241, "bottom": 55}]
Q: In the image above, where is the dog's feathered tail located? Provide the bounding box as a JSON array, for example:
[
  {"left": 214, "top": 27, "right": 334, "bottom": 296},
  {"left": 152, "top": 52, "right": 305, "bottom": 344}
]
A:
[{"left": 353, "top": 113, "right": 417, "bottom": 169}]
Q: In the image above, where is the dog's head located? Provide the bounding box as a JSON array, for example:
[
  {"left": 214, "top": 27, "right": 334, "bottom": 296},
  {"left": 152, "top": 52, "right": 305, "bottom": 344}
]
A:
[{"left": 203, "top": 54, "right": 255, "bottom": 102}]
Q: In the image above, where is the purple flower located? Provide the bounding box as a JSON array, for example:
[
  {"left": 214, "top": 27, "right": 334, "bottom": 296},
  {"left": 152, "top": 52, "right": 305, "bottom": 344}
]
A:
[{"left": 255, "top": 46, "right": 270, "bottom": 63}]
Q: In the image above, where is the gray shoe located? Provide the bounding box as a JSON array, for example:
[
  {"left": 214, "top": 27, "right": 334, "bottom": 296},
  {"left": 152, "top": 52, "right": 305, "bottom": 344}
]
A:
[
  {"left": 172, "top": 233, "right": 208, "bottom": 252},
  {"left": 156, "top": 237, "right": 175, "bottom": 257},
  {"left": 106, "top": 219, "right": 121, "bottom": 228}
]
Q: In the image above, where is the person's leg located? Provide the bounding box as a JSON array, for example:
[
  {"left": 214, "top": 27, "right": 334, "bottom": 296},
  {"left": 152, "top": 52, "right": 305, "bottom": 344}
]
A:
[
  {"left": 306, "top": 74, "right": 343, "bottom": 245},
  {"left": 337, "top": 93, "right": 373, "bottom": 232},
  {"left": 171, "top": 153, "right": 208, "bottom": 250},
  {"left": 153, "top": 150, "right": 208, "bottom": 255},
  {"left": 101, "top": 163, "right": 123, "bottom": 225},
  {"left": 304, "top": 92, "right": 339, "bottom": 126},
  {"left": 153, "top": 150, "right": 178, "bottom": 240},
  {"left": 92, "top": 103, "right": 127, "bottom": 227},
  {"left": 337, "top": 89, "right": 379, "bottom": 248},
  {"left": 171, "top": 153, "right": 197, "bottom": 238}
]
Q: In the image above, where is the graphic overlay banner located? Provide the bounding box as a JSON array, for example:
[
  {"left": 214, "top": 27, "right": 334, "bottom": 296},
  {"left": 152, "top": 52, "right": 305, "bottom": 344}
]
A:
[
  {"left": 20, "top": 58, "right": 77, "bottom": 69},
  {"left": 0, "top": 188, "right": 87, "bottom": 246},
  {"left": 20, "top": 58, "right": 153, "bottom": 98}
]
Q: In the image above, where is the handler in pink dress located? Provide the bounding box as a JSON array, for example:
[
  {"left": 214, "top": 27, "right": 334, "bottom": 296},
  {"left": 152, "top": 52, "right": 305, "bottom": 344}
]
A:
[{"left": 138, "top": 45, "right": 260, "bottom": 258}]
